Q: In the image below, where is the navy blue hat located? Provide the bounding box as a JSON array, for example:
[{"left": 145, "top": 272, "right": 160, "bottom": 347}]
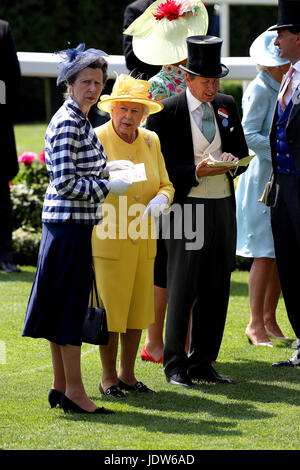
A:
[{"left": 56, "top": 43, "right": 108, "bottom": 85}]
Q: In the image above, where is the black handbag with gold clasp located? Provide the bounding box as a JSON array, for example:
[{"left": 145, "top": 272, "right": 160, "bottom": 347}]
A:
[{"left": 82, "top": 269, "right": 109, "bottom": 345}]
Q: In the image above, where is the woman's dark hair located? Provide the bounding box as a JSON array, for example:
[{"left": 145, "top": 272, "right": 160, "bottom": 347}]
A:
[{"left": 67, "top": 57, "right": 108, "bottom": 85}]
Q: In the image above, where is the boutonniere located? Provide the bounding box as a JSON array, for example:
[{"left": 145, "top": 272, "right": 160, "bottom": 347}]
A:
[
  {"left": 217, "top": 108, "right": 229, "bottom": 127},
  {"left": 144, "top": 135, "right": 151, "bottom": 148}
]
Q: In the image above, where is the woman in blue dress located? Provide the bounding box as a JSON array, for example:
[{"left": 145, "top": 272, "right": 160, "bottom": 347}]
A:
[
  {"left": 236, "top": 31, "right": 293, "bottom": 346},
  {"left": 22, "top": 44, "right": 132, "bottom": 414}
]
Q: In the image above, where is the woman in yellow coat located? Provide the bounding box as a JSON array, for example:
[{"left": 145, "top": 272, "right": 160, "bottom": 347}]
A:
[{"left": 92, "top": 74, "right": 174, "bottom": 397}]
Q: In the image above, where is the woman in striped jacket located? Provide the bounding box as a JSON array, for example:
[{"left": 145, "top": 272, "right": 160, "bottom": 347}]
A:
[{"left": 22, "top": 44, "right": 132, "bottom": 415}]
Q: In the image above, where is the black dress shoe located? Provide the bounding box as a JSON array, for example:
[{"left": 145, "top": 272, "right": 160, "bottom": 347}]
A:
[
  {"left": 61, "top": 394, "right": 114, "bottom": 414},
  {"left": 189, "top": 364, "right": 234, "bottom": 384},
  {"left": 99, "top": 384, "right": 126, "bottom": 398},
  {"left": 166, "top": 373, "right": 194, "bottom": 388},
  {"left": 272, "top": 350, "right": 300, "bottom": 367},
  {"left": 0, "top": 261, "right": 21, "bottom": 273},
  {"left": 48, "top": 389, "right": 64, "bottom": 408},
  {"left": 117, "top": 378, "right": 155, "bottom": 393}
]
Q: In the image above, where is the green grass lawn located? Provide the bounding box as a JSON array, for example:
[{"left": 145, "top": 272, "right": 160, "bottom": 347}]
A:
[
  {"left": 14, "top": 122, "right": 47, "bottom": 155},
  {"left": 7, "top": 124, "right": 299, "bottom": 452},
  {"left": 0, "top": 268, "right": 299, "bottom": 451}
]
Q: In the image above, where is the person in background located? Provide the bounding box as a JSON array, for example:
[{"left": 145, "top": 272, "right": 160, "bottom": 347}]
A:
[
  {"left": 235, "top": 30, "right": 293, "bottom": 347},
  {"left": 22, "top": 44, "right": 132, "bottom": 414},
  {"left": 146, "top": 35, "right": 249, "bottom": 387},
  {"left": 0, "top": 19, "right": 21, "bottom": 273},
  {"left": 123, "top": 0, "right": 208, "bottom": 364},
  {"left": 122, "top": 0, "right": 160, "bottom": 79},
  {"left": 266, "top": 0, "right": 300, "bottom": 368},
  {"left": 92, "top": 74, "right": 174, "bottom": 398}
]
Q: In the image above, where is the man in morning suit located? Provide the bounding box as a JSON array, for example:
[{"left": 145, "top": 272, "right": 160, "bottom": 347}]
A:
[
  {"left": 146, "top": 35, "right": 249, "bottom": 387},
  {"left": 267, "top": 0, "right": 300, "bottom": 367},
  {"left": 123, "top": 0, "right": 160, "bottom": 79}
]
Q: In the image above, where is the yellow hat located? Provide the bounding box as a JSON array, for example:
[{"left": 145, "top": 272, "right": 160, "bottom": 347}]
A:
[{"left": 98, "top": 74, "right": 163, "bottom": 114}]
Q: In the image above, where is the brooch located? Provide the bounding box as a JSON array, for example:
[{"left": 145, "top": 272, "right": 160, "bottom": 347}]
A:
[{"left": 144, "top": 135, "right": 151, "bottom": 148}]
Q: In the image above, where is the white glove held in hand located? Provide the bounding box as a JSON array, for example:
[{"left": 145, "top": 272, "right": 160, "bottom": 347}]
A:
[
  {"left": 106, "top": 160, "right": 135, "bottom": 171},
  {"left": 108, "top": 178, "right": 133, "bottom": 195},
  {"left": 142, "top": 194, "right": 169, "bottom": 219}
]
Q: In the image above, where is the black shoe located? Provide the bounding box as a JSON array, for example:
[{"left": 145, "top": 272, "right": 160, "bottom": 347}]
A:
[
  {"left": 117, "top": 378, "right": 155, "bottom": 393},
  {"left": 272, "top": 350, "right": 300, "bottom": 367},
  {"left": 0, "top": 261, "right": 21, "bottom": 273},
  {"left": 166, "top": 372, "right": 194, "bottom": 388},
  {"left": 189, "top": 364, "right": 234, "bottom": 384},
  {"left": 99, "top": 384, "right": 126, "bottom": 398},
  {"left": 48, "top": 389, "right": 64, "bottom": 408},
  {"left": 60, "top": 394, "right": 114, "bottom": 414}
]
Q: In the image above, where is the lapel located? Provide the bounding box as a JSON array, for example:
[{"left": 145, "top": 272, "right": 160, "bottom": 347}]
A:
[
  {"left": 211, "top": 95, "right": 232, "bottom": 143},
  {"left": 174, "top": 91, "right": 194, "bottom": 158},
  {"left": 277, "top": 73, "right": 300, "bottom": 127},
  {"left": 67, "top": 97, "right": 103, "bottom": 152},
  {"left": 288, "top": 88, "right": 300, "bottom": 126}
]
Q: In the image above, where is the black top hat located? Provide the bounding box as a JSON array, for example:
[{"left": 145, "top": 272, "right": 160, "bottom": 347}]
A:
[
  {"left": 179, "top": 36, "right": 229, "bottom": 79},
  {"left": 268, "top": 0, "right": 300, "bottom": 31}
]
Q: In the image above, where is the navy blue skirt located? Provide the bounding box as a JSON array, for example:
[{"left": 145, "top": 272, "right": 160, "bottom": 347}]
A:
[{"left": 22, "top": 222, "right": 93, "bottom": 346}]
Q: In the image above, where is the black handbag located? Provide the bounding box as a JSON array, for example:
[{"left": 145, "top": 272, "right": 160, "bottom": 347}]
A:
[{"left": 82, "top": 269, "right": 109, "bottom": 345}]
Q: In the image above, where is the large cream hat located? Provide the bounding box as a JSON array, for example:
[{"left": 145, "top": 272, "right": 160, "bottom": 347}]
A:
[
  {"left": 123, "top": 0, "right": 208, "bottom": 66},
  {"left": 98, "top": 74, "right": 163, "bottom": 114}
]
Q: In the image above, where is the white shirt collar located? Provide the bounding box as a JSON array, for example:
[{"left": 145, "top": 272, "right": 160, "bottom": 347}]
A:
[
  {"left": 292, "top": 59, "right": 300, "bottom": 73},
  {"left": 186, "top": 87, "right": 213, "bottom": 114},
  {"left": 186, "top": 87, "right": 202, "bottom": 113},
  {"left": 290, "top": 60, "right": 300, "bottom": 84}
]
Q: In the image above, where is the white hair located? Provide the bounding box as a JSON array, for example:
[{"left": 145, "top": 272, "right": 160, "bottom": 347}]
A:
[{"left": 109, "top": 101, "right": 149, "bottom": 117}]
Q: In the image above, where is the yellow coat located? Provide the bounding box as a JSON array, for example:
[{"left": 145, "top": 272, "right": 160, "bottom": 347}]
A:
[{"left": 92, "top": 120, "right": 174, "bottom": 332}]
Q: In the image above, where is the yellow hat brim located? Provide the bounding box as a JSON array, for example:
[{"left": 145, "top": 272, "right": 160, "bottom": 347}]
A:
[{"left": 97, "top": 96, "right": 163, "bottom": 115}]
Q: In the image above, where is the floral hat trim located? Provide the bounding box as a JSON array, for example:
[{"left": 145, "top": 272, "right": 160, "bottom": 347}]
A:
[
  {"left": 123, "top": 0, "right": 208, "bottom": 66},
  {"left": 98, "top": 74, "right": 163, "bottom": 115},
  {"left": 153, "top": 0, "right": 203, "bottom": 21}
]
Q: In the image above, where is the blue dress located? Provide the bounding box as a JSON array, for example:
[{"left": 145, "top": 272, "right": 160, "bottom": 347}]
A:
[{"left": 236, "top": 71, "right": 280, "bottom": 258}]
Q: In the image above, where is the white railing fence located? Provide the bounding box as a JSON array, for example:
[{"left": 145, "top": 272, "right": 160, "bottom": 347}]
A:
[{"left": 18, "top": 52, "right": 258, "bottom": 120}]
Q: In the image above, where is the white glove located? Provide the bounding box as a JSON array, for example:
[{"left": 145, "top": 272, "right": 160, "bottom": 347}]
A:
[
  {"left": 106, "top": 160, "right": 135, "bottom": 171},
  {"left": 142, "top": 194, "right": 169, "bottom": 219},
  {"left": 108, "top": 178, "right": 133, "bottom": 195}
]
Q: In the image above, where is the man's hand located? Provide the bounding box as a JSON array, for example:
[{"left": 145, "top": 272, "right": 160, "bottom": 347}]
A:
[{"left": 196, "top": 153, "right": 238, "bottom": 178}]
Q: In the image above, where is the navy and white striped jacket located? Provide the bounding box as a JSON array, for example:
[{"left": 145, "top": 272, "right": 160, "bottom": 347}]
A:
[{"left": 42, "top": 98, "right": 110, "bottom": 224}]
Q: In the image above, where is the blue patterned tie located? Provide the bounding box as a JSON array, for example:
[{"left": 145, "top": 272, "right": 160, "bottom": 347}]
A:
[{"left": 201, "top": 103, "right": 216, "bottom": 143}]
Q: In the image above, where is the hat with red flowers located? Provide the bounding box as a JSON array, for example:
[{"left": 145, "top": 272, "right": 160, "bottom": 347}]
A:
[{"left": 123, "top": 0, "right": 208, "bottom": 66}]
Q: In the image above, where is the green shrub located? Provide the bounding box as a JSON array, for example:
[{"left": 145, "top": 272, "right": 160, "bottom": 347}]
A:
[
  {"left": 220, "top": 80, "right": 243, "bottom": 116},
  {"left": 11, "top": 182, "right": 45, "bottom": 231},
  {"left": 12, "top": 226, "right": 41, "bottom": 266},
  {"left": 10, "top": 151, "right": 48, "bottom": 265}
]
